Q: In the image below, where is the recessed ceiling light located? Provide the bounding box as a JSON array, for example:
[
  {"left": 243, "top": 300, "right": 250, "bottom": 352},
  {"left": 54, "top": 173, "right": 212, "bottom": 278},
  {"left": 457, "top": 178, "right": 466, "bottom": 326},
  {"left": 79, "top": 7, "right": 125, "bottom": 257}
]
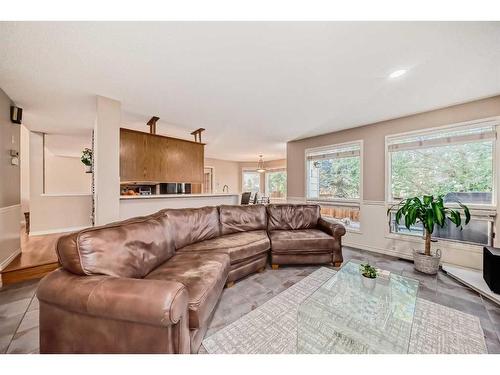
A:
[{"left": 389, "top": 69, "right": 407, "bottom": 79}]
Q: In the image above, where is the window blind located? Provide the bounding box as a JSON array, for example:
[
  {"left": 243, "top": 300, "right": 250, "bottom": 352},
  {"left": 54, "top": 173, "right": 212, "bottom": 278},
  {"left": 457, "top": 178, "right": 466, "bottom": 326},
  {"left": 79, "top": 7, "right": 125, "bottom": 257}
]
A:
[
  {"left": 306, "top": 144, "right": 361, "bottom": 161},
  {"left": 387, "top": 121, "right": 497, "bottom": 152}
]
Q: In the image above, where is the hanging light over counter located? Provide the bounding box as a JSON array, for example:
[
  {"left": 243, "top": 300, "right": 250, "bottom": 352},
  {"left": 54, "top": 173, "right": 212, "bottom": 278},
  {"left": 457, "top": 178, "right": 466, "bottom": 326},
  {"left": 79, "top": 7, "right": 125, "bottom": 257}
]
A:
[{"left": 256, "top": 154, "right": 266, "bottom": 173}]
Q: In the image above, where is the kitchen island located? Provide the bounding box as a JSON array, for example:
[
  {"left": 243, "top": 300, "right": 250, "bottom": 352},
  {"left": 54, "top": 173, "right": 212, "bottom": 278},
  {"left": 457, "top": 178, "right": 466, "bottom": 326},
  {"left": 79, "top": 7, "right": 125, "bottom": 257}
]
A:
[{"left": 119, "top": 193, "right": 240, "bottom": 220}]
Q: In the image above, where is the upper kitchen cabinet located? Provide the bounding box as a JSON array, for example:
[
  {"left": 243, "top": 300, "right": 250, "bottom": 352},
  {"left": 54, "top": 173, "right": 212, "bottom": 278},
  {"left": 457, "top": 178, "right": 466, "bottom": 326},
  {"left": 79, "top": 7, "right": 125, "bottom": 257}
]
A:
[{"left": 120, "top": 128, "right": 204, "bottom": 183}]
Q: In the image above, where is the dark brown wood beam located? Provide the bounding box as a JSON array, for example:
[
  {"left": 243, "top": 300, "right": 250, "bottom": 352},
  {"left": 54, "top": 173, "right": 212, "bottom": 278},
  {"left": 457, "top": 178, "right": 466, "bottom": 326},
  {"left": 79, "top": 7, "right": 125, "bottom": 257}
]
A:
[
  {"left": 190, "top": 128, "right": 205, "bottom": 143},
  {"left": 147, "top": 116, "right": 160, "bottom": 134}
]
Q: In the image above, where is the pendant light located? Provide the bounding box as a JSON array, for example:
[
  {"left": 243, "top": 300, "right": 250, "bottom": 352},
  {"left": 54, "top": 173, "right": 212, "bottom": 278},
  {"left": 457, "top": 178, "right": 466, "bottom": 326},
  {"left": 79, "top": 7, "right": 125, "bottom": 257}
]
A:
[{"left": 256, "top": 154, "right": 266, "bottom": 173}]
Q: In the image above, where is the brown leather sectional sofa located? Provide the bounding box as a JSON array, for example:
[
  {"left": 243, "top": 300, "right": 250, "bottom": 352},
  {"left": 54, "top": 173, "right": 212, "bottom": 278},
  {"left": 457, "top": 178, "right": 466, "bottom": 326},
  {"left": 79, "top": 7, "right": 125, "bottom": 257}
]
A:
[{"left": 37, "top": 204, "right": 345, "bottom": 354}]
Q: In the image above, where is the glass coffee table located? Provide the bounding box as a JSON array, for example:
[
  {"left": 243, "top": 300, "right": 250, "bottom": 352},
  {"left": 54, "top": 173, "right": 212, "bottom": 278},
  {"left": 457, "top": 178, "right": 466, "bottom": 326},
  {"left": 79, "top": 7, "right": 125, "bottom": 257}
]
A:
[{"left": 297, "top": 261, "right": 419, "bottom": 354}]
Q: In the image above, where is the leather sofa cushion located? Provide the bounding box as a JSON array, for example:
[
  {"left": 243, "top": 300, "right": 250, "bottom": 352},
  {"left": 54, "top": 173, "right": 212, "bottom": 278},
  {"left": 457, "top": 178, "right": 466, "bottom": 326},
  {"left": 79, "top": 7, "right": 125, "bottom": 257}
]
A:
[
  {"left": 57, "top": 216, "right": 174, "bottom": 278},
  {"left": 269, "top": 229, "right": 334, "bottom": 252},
  {"left": 159, "top": 206, "right": 221, "bottom": 250},
  {"left": 177, "top": 230, "right": 270, "bottom": 265},
  {"left": 146, "top": 252, "right": 230, "bottom": 330},
  {"left": 267, "top": 204, "right": 321, "bottom": 231},
  {"left": 219, "top": 205, "right": 267, "bottom": 235}
]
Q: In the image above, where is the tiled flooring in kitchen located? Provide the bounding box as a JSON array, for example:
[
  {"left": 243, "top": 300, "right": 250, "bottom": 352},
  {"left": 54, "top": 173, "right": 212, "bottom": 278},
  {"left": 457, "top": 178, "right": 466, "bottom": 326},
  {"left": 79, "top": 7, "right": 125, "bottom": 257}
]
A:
[{"left": 1, "top": 247, "right": 500, "bottom": 354}]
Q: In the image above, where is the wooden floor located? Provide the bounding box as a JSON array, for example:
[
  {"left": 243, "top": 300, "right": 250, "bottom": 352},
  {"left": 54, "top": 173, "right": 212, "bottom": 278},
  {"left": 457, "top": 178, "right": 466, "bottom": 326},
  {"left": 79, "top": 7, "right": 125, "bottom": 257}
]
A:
[{"left": 0, "top": 228, "right": 61, "bottom": 285}]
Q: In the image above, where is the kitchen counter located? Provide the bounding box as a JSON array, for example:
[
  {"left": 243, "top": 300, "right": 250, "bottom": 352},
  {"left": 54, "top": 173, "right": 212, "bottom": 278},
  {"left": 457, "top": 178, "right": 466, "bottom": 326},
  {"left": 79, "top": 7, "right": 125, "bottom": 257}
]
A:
[
  {"left": 119, "top": 193, "right": 240, "bottom": 220},
  {"left": 120, "top": 193, "right": 238, "bottom": 199}
]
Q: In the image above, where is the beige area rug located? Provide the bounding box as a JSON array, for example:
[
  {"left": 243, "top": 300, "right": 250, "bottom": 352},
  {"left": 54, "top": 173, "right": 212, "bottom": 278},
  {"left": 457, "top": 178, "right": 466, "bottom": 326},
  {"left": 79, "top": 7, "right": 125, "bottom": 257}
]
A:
[{"left": 202, "top": 267, "right": 487, "bottom": 354}]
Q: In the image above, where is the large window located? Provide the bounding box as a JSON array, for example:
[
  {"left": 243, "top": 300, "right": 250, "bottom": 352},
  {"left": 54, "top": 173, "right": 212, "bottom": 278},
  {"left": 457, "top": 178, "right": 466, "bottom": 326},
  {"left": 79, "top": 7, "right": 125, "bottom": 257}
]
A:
[
  {"left": 265, "top": 169, "right": 287, "bottom": 200},
  {"left": 242, "top": 171, "right": 260, "bottom": 193},
  {"left": 386, "top": 121, "right": 497, "bottom": 245},
  {"left": 306, "top": 141, "right": 362, "bottom": 231},
  {"left": 306, "top": 142, "right": 362, "bottom": 201},
  {"left": 387, "top": 122, "right": 496, "bottom": 205}
]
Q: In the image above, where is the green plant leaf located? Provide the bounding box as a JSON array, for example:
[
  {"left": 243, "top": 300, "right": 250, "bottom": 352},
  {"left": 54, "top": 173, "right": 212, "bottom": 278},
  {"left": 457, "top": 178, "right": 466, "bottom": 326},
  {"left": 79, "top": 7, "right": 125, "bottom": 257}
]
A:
[
  {"left": 459, "top": 202, "right": 471, "bottom": 224},
  {"left": 431, "top": 201, "right": 445, "bottom": 227},
  {"left": 404, "top": 211, "right": 412, "bottom": 230},
  {"left": 395, "top": 209, "right": 402, "bottom": 224},
  {"left": 449, "top": 210, "right": 462, "bottom": 228},
  {"left": 423, "top": 195, "right": 432, "bottom": 206}
]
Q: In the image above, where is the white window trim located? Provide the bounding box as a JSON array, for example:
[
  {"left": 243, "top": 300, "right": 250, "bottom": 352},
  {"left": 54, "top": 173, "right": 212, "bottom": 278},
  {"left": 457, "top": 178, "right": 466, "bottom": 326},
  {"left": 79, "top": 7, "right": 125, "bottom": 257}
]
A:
[{"left": 384, "top": 116, "right": 500, "bottom": 248}]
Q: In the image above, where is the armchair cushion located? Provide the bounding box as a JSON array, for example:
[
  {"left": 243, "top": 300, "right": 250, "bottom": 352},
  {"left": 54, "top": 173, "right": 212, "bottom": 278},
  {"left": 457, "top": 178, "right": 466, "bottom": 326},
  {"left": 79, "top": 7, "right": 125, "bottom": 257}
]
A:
[
  {"left": 219, "top": 204, "right": 267, "bottom": 235},
  {"left": 269, "top": 229, "right": 334, "bottom": 253},
  {"left": 159, "top": 206, "right": 221, "bottom": 249},
  {"left": 267, "top": 204, "right": 321, "bottom": 231},
  {"left": 57, "top": 216, "right": 175, "bottom": 278},
  {"left": 177, "top": 230, "right": 270, "bottom": 264},
  {"left": 146, "top": 252, "right": 230, "bottom": 329}
]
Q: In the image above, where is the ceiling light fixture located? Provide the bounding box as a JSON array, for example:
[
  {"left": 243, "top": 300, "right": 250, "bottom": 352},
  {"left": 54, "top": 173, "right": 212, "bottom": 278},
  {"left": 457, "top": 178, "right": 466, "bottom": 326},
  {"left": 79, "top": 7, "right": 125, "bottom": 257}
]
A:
[
  {"left": 256, "top": 155, "right": 266, "bottom": 173},
  {"left": 389, "top": 69, "right": 407, "bottom": 79}
]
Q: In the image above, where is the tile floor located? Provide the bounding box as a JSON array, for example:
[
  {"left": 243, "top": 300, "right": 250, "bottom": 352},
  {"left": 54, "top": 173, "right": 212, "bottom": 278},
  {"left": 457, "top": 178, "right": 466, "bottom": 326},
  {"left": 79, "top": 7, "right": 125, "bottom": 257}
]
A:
[{"left": 1, "top": 247, "right": 499, "bottom": 354}]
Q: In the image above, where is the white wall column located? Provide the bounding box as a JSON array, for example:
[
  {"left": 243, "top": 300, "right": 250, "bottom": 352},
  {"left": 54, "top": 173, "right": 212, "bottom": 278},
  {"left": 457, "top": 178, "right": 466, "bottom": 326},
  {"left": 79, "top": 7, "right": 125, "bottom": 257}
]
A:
[{"left": 94, "top": 96, "right": 121, "bottom": 225}]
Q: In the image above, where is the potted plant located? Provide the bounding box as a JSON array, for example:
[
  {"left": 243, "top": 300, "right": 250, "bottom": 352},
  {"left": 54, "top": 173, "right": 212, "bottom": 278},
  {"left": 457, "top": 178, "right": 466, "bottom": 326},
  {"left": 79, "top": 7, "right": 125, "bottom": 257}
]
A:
[
  {"left": 81, "top": 148, "right": 92, "bottom": 173},
  {"left": 360, "top": 263, "right": 377, "bottom": 289},
  {"left": 388, "top": 195, "right": 470, "bottom": 275}
]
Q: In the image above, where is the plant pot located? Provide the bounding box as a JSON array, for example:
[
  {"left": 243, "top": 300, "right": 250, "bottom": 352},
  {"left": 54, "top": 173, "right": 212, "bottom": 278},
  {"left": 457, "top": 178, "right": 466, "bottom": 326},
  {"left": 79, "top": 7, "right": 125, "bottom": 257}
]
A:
[
  {"left": 84, "top": 165, "right": 92, "bottom": 173},
  {"left": 413, "top": 248, "right": 441, "bottom": 275},
  {"left": 361, "top": 275, "right": 376, "bottom": 290}
]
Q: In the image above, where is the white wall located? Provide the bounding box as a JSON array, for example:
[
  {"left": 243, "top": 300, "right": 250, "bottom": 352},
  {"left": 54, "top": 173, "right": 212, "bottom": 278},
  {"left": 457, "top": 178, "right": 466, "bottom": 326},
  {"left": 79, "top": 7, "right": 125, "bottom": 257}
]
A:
[
  {"left": 43, "top": 133, "right": 91, "bottom": 195},
  {"left": 204, "top": 158, "right": 240, "bottom": 193},
  {"left": 0, "top": 87, "right": 20, "bottom": 271},
  {"left": 20, "top": 124, "right": 30, "bottom": 219},
  {"left": 29, "top": 132, "right": 92, "bottom": 235},
  {"left": 120, "top": 195, "right": 239, "bottom": 220},
  {"left": 94, "top": 96, "right": 121, "bottom": 225},
  {"left": 44, "top": 150, "right": 91, "bottom": 194}
]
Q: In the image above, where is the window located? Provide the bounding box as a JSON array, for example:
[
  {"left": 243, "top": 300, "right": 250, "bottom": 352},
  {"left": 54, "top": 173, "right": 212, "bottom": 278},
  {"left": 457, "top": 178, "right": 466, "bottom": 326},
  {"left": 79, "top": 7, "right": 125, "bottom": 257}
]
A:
[
  {"left": 389, "top": 212, "right": 494, "bottom": 246},
  {"left": 242, "top": 171, "right": 260, "bottom": 193},
  {"left": 306, "top": 141, "right": 362, "bottom": 231},
  {"left": 265, "top": 169, "right": 287, "bottom": 200},
  {"left": 386, "top": 120, "right": 498, "bottom": 245},
  {"left": 387, "top": 121, "right": 496, "bottom": 205},
  {"left": 306, "top": 142, "right": 362, "bottom": 202}
]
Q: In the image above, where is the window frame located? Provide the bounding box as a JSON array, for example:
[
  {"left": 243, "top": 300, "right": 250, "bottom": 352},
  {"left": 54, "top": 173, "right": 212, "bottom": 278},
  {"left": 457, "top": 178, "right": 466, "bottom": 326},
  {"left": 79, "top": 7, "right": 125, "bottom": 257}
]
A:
[{"left": 384, "top": 117, "right": 499, "bottom": 247}]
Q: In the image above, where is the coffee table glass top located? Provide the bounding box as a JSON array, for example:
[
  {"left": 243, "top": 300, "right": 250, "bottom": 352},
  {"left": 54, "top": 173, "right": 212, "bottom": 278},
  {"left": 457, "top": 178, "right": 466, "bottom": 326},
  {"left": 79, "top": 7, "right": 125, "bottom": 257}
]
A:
[{"left": 297, "top": 261, "right": 419, "bottom": 354}]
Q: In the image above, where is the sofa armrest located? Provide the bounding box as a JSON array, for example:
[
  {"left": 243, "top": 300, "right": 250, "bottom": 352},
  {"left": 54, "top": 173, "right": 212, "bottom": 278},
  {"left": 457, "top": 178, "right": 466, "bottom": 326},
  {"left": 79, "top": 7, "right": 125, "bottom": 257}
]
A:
[
  {"left": 37, "top": 269, "right": 188, "bottom": 327},
  {"left": 317, "top": 218, "right": 346, "bottom": 238}
]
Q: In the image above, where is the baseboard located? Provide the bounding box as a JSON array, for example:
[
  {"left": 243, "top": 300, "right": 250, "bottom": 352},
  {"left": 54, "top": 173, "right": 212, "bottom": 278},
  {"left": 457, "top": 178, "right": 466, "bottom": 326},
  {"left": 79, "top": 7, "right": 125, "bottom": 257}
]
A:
[
  {"left": 343, "top": 241, "right": 413, "bottom": 261},
  {"left": 0, "top": 248, "right": 21, "bottom": 272},
  {"left": 0, "top": 204, "right": 21, "bottom": 214},
  {"left": 29, "top": 225, "right": 89, "bottom": 237}
]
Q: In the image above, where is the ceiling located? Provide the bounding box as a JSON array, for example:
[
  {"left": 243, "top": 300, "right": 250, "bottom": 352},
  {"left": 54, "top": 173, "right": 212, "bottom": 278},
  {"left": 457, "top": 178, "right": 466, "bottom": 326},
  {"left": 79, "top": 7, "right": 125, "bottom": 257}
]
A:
[{"left": 1, "top": 22, "right": 499, "bottom": 161}]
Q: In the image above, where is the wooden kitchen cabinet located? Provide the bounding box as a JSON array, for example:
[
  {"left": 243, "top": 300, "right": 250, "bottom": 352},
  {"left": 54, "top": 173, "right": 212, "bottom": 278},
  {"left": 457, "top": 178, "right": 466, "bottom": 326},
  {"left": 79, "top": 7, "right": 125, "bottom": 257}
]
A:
[
  {"left": 120, "top": 129, "right": 148, "bottom": 181},
  {"left": 120, "top": 128, "right": 204, "bottom": 183}
]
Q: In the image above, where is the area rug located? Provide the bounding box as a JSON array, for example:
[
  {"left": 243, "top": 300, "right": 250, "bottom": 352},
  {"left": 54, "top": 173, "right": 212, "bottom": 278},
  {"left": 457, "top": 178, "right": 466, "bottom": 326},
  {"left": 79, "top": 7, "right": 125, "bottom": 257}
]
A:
[{"left": 202, "top": 267, "right": 487, "bottom": 354}]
